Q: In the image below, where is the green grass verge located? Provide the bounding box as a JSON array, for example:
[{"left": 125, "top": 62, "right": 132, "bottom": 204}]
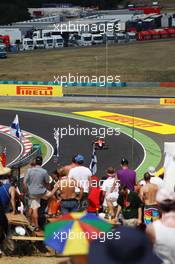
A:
[
  {"left": 29, "top": 136, "right": 47, "bottom": 159},
  {"left": 0, "top": 40, "right": 174, "bottom": 84},
  {"left": 63, "top": 86, "right": 175, "bottom": 97}
]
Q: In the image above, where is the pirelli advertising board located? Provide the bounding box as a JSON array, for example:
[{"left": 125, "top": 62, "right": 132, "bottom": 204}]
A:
[
  {"left": 0, "top": 83, "right": 63, "bottom": 97},
  {"left": 160, "top": 98, "right": 175, "bottom": 105}
]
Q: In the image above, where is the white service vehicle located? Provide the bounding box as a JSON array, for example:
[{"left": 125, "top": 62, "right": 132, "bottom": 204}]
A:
[
  {"left": 69, "top": 33, "right": 92, "bottom": 47},
  {"left": 22, "top": 38, "right": 34, "bottom": 50},
  {"left": 43, "top": 37, "right": 54, "bottom": 48},
  {"left": 104, "top": 33, "right": 115, "bottom": 44},
  {"left": 33, "top": 30, "right": 50, "bottom": 39},
  {"left": 126, "top": 32, "right": 136, "bottom": 42},
  {"left": 33, "top": 30, "right": 40, "bottom": 39},
  {"left": 115, "top": 33, "right": 126, "bottom": 43},
  {"left": 80, "top": 33, "right": 92, "bottom": 46},
  {"left": 54, "top": 36, "right": 64, "bottom": 48},
  {"left": 92, "top": 34, "right": 103, "bottom": 45},
  {"left": 34, "top": 38, "right": 45, "bottom": 49}
]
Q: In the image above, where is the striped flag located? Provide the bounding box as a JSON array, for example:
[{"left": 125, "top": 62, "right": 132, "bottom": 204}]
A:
[
  {"left": 10, "top": 114, "right": 22, "bottom": 139},
  {"left": 53, "top": 128, "right": 59, "bottom": 161},
  {"left": 89, "top": 144, "right": 97, "bottom": 175}
]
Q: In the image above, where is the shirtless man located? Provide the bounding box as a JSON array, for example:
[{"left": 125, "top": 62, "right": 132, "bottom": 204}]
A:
[
  {"left": 62, "top": 154, "right": 80, "bottom": 174},
  {"left": 140, "top": 172, "right": 159, "bottom": 225},
  {"left": 54, "top": 168, "right": 84, "bottom": 214}
]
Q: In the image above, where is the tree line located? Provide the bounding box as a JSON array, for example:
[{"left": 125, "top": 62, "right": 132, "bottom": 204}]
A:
[{"left": 0, "top": 0, "right": 122, "bottom": 25}]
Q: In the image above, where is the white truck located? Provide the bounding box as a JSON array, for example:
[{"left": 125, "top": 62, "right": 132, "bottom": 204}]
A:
[
  {"left": 115, "top": 33, "right": 126, "bottom": 43},
  {"left": 80, "top": 33, "right": 92, "bottom": 46},
  {"left": 92, "top": 34, "right": 103, "bottom": 45},
  {"left": 33, "top": 30, "right": 49, "bottom": 39},
  {"left": 0, "top": 28, "right": 22, "bottom": 44},
  {"left": 69, "top": 33, "right": 92, "bottom": 47},
  {"left": 104, "top": 33, "right": 115, "bottom": 44},
  {"left": 34, "top": 38, "right": 45, "bottom": 49},
  {"left": 22, "top": 38, "right": 34, "bottom": 50},
  {"left": 33, "top": 30, "right": 63, "bottom": 48},
  {"left": 126, "top": 32, "right": 136, "bottom": 43},
  {"left": 54, "top": 36, "right": 64, "bottom": 48},
  {"left": 43, "top": 37, "right": 54, "bottom": 49}
]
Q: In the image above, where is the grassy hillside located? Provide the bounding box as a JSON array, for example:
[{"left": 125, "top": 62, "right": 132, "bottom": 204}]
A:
[{"left": 0, "top": 41, "right": 174, "bottom": 83}]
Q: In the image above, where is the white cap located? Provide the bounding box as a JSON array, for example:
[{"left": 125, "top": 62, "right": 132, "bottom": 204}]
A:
[{"left": 147, "top": 166, "right": 156, "bottom": 176}]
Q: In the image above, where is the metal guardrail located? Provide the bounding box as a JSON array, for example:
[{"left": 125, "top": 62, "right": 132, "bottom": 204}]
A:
[{"left": 10, "top": 148, "right": 40, "bottom": 168}]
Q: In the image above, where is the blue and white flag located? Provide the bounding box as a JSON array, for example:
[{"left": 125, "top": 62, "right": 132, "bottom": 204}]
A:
[
  {"left": 89, "top": 144, "right": 97, "bottom": 175},
  {"left": 53, "top": 128, "right": 60, "bottom": 161},
  {"left": 10, "top": 114, "right": 22, "bottom": 139}
]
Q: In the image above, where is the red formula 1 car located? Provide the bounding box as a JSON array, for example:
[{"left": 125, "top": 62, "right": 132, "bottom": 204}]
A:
[{"left": 93, "top": 137, "right": 108, "bottom": 150}]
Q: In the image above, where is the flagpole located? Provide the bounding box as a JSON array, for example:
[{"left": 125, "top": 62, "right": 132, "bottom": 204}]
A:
[
  {"left": 131, "top": 109, "right": 135, "bottom": 169},
  {"left": 89, "top": 143, "right": 97, "bottom": 175},
  {"left": 53, "top": 128, "right": 60, "bottom": 163}
]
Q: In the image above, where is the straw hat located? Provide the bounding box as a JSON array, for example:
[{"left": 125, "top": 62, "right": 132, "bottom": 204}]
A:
[{"left": 0, "top": 161, "right": 11, "bottom": 176}]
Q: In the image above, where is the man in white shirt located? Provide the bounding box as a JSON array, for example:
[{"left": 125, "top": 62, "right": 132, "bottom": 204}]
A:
[
  {"left": 139, "top": 166, "right": 163, "bottom": 189},
  {"left": 68, "top": 154, "right": 92, "bottom": 210},
  {"left": 101, "top": 167, "right": 119, "bottom": 218}
]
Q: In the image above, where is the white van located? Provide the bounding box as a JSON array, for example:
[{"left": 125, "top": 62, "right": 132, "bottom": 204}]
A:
[
  {"left": 34, "top": 38, "right": 45, "bottom": 49},
  {"left": 92, "top": 34, "right": 103, "bottom": 45},
  {"left": 22, "top": 38, "right": 34, "bottom": 50},
  {"left": 43, "top": 37, "right": 54, "bottom": 49},
  {"left": 54, "top": 36, "right": 64, "bottom": 48}
]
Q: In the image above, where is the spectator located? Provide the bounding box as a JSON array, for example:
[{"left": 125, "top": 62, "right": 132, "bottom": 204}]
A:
[
  {"left": 117, "top": 158, "right": 136, "bottom": 191},
  {"left": 0, "top": 161, "right": 11, "bottom": 184},
  {"left": 140, "top": 172, "right": 159, "bottom": 225},
  {"left": 87, "top": 176, "right": 103, "bottom": 214},
  {"left": 68, "top": 154, "right": 92, "bottom": 210},
  {"left": 116, "top": 185, "right": 142, "bottom": 227},
  {"left": 23, "top": 156, "right": 52, "bottom": 231},
  {"left": 54, "top": 168, "right": 83, "bottom": 214},
  {"left": 101, "top": 167, "right": 119, "bottom": 218},
  {"left": 89, "top": 226, "right": 161, "bottom": 264},
  {"left": 63, "top": 155, "right": 80, "bottom": 173},
  {"left": 146, "top": 188, "right": 175, "bottom": 263},
  {"left": 0, "top": 180, "right": 17, "bottom": 214},
  {"left": 0, "top": 200, "right": 8, "bottom": 256},
  {"left": 139, "top": 166, "right": 163, "bottom": 189},
  {"left": 46, "top": 169, "right": 61, "bottom": 216},
  {"left": 0, "top": 163, "right": 16, "bottom": 214}
]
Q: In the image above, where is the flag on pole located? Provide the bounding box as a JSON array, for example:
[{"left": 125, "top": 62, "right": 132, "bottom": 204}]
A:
[
  {"left": 53, "top": 128, "right": 59, "bottom": 161},
  {"left": 89, "top": 144, "right": 97, "bottom": 175},
  {"left": 10, "top": 114, "right": 22, "bottom": 139}
]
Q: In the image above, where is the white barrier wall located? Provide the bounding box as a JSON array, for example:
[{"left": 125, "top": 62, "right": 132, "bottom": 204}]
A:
[{"left": 163, "top": 142, "right": 175, "bottom": 192}]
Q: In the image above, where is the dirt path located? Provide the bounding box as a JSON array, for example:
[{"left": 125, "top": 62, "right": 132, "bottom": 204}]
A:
[{"left": 0, "top": 256, "right": 70, "bottom": 264}]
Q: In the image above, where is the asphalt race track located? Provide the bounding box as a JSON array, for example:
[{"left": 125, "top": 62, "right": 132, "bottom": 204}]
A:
[{"left": 0, "top": 109, "right": 144, "bottom": 177}]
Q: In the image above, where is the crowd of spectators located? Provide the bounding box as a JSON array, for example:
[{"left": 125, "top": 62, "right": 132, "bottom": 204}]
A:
[{"left": 0, "top": 153, "right": 175, "bottom": 263}]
